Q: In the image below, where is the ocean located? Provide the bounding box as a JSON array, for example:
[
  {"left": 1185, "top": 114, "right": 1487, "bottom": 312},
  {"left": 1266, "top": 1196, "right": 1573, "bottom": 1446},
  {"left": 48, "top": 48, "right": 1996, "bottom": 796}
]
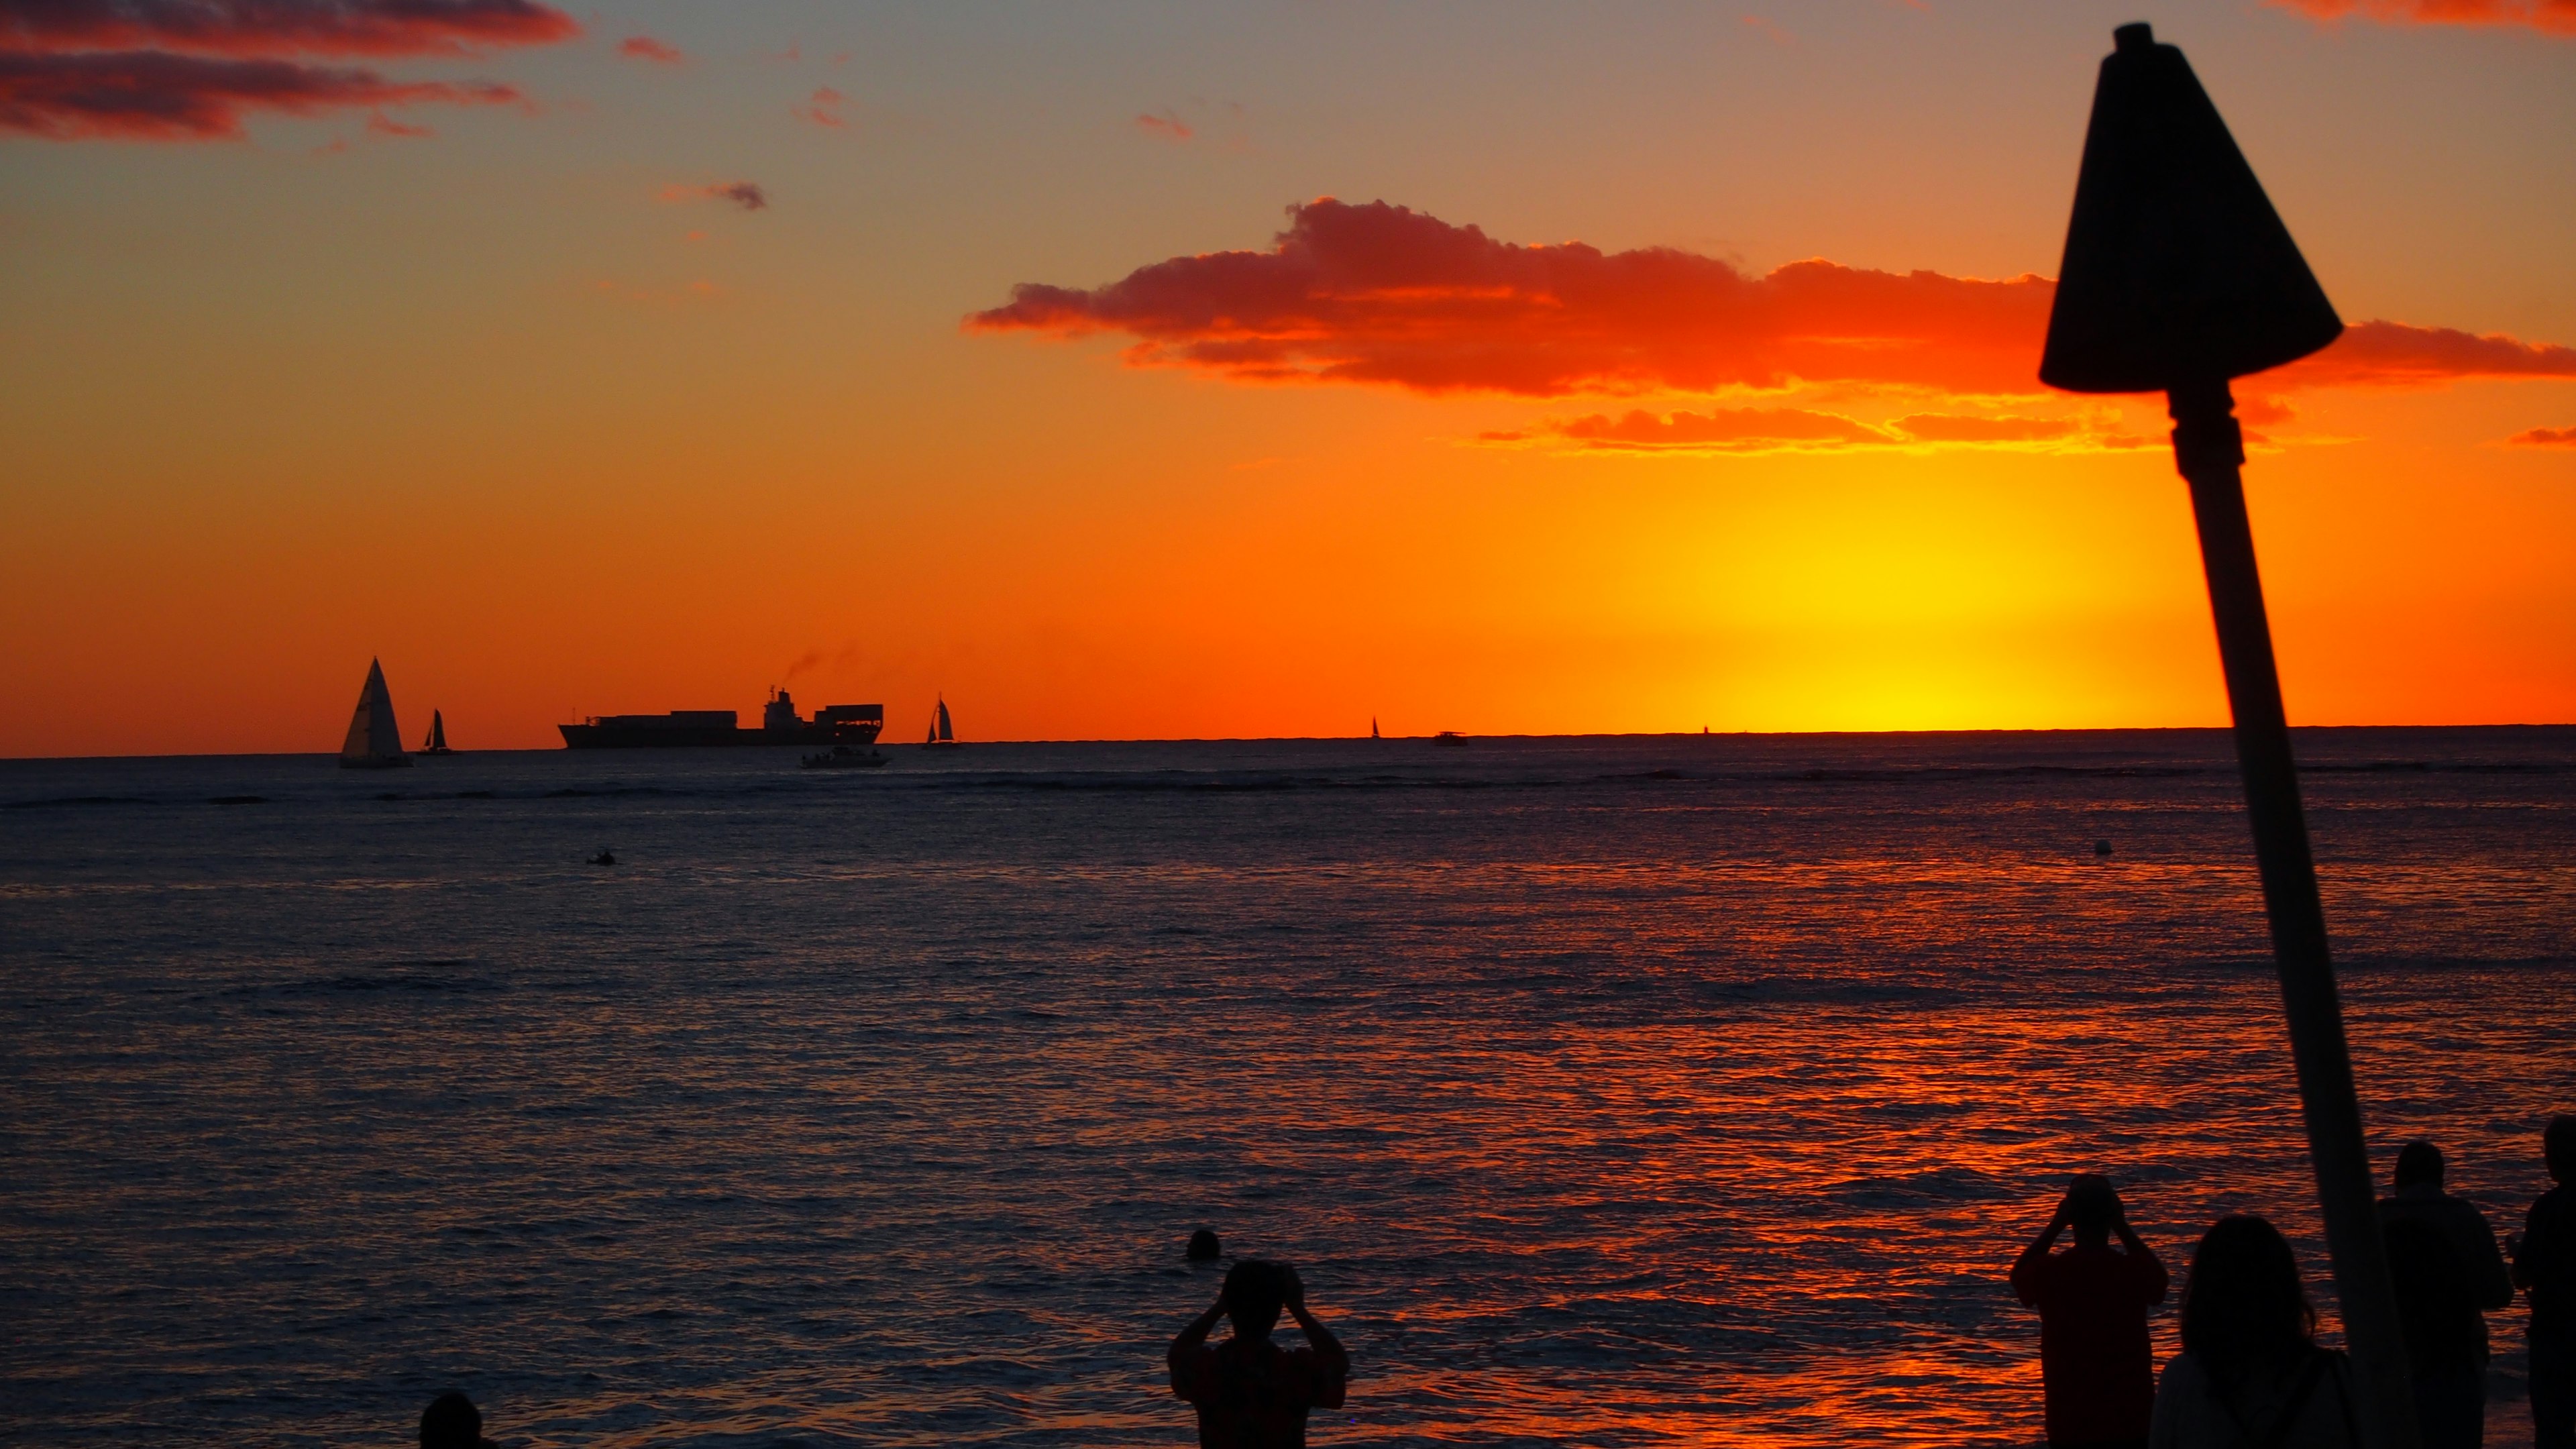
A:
[{"left": 3, "top": 729, "right": 2570, "bottom": 1447}]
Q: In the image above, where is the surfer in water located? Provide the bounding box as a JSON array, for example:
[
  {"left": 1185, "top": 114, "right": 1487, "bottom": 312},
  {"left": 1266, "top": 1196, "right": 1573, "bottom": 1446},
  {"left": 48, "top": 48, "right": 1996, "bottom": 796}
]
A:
[{"left": 1169, "top": 1258, "right": 1348, "bottom": 1448}]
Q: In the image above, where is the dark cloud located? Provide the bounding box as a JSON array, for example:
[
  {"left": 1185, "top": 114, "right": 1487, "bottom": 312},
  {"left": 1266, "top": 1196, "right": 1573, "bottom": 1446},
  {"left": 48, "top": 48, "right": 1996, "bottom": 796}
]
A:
[
  {"left": 0, "top": 0, "right": 574, "bottom": 141},
  {"left": 660, "top": 180, "right": 766, "bottom": 211},
  {"left": 2507, "top": 425, "right": 2576, "bottom": 447},
  {"left": 0, "top": 0, "right": 579, "bottom": 57},
  {"left": 0, "top": 48, "right": 510, "bottom": 138}
]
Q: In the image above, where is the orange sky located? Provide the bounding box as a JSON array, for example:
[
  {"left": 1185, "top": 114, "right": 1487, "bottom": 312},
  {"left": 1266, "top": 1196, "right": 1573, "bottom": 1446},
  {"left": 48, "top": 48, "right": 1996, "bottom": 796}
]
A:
[{"left": 2, "top": 1, "right": 2572, "bottom": 755}]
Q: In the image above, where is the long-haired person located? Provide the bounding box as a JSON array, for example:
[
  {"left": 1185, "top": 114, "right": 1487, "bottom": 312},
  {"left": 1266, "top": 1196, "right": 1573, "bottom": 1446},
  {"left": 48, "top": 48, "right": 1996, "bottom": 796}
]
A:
[{"left": 2147, "top": 1216, "right": 2359, "bottom": 1449}]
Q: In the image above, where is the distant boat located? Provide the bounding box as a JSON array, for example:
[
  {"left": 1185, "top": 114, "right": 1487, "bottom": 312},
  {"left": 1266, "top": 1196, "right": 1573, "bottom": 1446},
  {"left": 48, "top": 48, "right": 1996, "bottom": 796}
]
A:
[
  {"left": 1430, "top": 730, "right": 1468, "bottom": 747},
  {"left": 339, "top": 659, "right": 413, "bottom": 769},
  {"left": 922, "top": 696, "right": 961, "bottom": 749},
  {"left": 420, "top": 709, "right": 455, "bottom": 756},
  {"left": 1371, "top": 717, "right": 1381, "bottom": 739}
]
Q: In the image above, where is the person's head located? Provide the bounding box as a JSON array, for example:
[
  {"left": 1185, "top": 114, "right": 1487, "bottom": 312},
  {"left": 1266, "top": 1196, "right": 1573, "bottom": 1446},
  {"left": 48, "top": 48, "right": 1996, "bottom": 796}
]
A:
[
  {"left": 2065, "top": 1174, "right": 2121, "bottom": 1245},
  {"left": 2548, "top": 1116, "right": 2576, "bottom": 1183},
  {"left": 2179, "top": 1216, "right": 2316, "bottom": 1391},
  {"left": 1222, "top": 1258, "right": 1289, "bottom": 1340},
  {"left": 1187, "top": 1228, "right": 1222, "bottom": 1262},
  {"left": 2394, "top": 1139, "right": 2445, "bottom": 1191},
  {"left": 419, "top": 1392, "right": 484, "bottom": 1449}
]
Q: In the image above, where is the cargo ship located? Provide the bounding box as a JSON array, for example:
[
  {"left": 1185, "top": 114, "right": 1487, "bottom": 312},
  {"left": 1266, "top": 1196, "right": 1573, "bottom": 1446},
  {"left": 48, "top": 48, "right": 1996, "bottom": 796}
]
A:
[{"left": 559, "top": 689, "right": 883, "bottom": 749}]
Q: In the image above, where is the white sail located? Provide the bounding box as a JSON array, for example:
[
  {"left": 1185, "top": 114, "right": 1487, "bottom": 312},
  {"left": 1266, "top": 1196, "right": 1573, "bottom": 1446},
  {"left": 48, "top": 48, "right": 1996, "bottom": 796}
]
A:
[{"left": 340, "top": 659, "right": 411, "bottom": 768}]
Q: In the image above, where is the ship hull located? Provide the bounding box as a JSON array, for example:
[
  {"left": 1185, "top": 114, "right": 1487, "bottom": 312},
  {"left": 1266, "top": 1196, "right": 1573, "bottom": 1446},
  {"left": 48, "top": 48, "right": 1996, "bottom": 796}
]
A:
[{"left": 559, "top": 722, "right": 883, "bottom": 749}]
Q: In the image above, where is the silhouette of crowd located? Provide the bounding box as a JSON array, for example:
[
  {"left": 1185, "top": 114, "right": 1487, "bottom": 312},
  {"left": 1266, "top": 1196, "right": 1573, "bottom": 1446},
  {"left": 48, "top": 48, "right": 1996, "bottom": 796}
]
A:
[
  {"left": 406, "top": 1117, "right": 2567, "bottom": 1449},
  {"left": 2011, "top": 1116, "right": 2575, "bottom": 1449}
]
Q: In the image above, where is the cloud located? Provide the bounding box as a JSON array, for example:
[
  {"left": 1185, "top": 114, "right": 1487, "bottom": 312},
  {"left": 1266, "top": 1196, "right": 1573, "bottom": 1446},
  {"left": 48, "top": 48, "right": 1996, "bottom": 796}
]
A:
[
  {"left": 2271, "top": 0, "right": 2576, "bottom": 35},
  {"left": 659, "top": 180, "right": 767, "bottom": 211},
  {"left": 1134, "top": 107, "right": 1191, "bottom": 141},
  {"left": 2274, "top": 320, "right": 2576, "bottom": 388},
  {"left": 2508, "top": 425, "right": 2576, "bottom": 447},
  {"left": 2237, "top": 394, "right": 2298, "bottom": 427},
  {"left": 1514, "top": 407, "right": 2148, "bottom": 454},
  {"left": 616, "top": 34, "right": 682, "bottom": 64},
  {"left": 0, "top": 0, "right": 580, "bottom": 57},
  {"left": 1554, "top": 407, "right": 1889, "bottom": 451},
  {"left": 1891, "top": 413, "right": 2079, "bottom": 443},
  {"left": 0, "top": 0, "right": 575, "bottom": 140},
  {"left": 792, "top": 84, "right": 843, "bottom": 127},
  {"left": 969, "top": 198, "right": 2058, "bottom": 397},
  {"left": 969, "top": 198, "right": 2576, "bottom": 404},
  {"left": 0, "top": 50, "right": 513, "bottom": 138}
]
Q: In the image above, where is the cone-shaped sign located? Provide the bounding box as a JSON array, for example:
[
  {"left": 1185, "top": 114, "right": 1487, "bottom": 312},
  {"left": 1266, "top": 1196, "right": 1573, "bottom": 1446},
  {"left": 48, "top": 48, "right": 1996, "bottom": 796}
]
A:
[
  {"left": 2039, "top": 23, "right": 2343, "bottom": 392},
  {"left": 2039, "top": 23, "right": 2418, "bottom": 1449}
]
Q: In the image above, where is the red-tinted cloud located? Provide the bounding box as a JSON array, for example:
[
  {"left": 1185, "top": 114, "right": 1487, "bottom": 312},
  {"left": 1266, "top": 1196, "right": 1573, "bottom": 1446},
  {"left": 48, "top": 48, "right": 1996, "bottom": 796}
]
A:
[
  {"left": 792, "top": 84, "right": 843, "bottom": 127},
  {"left": 0, "top": 0, "right": 580, "bottom": 57},
  {"left": 1555, "top": 407, "right": 1888, "bottom": 450},
  {"left": 2508, "top": 425, "right": 2576, "bottom": 447},
  {"left": 2272, "top": 0, "right": 2576, "bottom": 35},
  {"left": 969, "top": 199, "right": 2057, "bottom": 396},
  {"left": 1892, "top": 413, "right": 2078, "bottom": 443},
  {"left": 0, "top": 0, "right": 574, "bottom": 140},
  {"left": 0, "top": 49, "right": 509, "bottom": 138},
  {"left": 2273, "top": 321, "right": 2576, "bottom": 388},
  {"left": 616, "top": 34, "right": 681, "bottom": 64},
  {"left": 1515, "top": 407, "right": 2149, "bottom": 453},
  {"left": 971, "top": 198, "right": 2576, "bottom": 402},
  {"left": 1134, "top": 107, "right": 1190, "bottom": 141}
]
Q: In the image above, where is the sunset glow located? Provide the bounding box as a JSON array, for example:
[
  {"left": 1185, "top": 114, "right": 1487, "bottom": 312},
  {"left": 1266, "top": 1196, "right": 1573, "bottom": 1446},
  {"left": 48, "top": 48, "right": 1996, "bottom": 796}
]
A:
[{"left": 3, "top": 1, "right": 2571, "bottom": 755}]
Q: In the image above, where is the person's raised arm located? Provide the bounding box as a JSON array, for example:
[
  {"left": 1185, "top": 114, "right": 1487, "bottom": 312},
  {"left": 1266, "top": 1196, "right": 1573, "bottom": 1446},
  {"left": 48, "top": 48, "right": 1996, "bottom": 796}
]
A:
[
  {"left": 1282, "top": 1266, "right": 1349, "bottom": 1378},
  {"left": 2011, "top": 1196, "right": 2072, "bottom": 1304},
  {"left": 2112, "top": 1205, "right": 2170, "bottom": 1301},
  {"left": 1169, "top": 1293, "right": 1226, "bottom": 1380}
]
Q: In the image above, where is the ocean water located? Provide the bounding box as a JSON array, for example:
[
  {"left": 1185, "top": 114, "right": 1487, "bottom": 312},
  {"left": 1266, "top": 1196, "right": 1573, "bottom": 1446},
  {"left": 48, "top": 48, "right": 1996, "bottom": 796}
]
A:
[{"left": 3, "top": 729, "right": 2571, "bottom": 1448}]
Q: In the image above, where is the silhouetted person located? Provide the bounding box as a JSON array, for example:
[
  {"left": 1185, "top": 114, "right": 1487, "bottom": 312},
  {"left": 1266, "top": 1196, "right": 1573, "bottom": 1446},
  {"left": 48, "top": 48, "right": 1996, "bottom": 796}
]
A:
[
  {"left": 2148, "top": 1216, "right": 2358, "bottom": 1449},
  {"left": 2516, "top": 1116, "right": 2576, "bottom": 1449},
  {"left": 1189, "top": 1228, "right": 1224, "bottom": 1261},
  {"left": 420, "top": 1391, "right": 498, "bottom": 1449},
  {"left": 2012, "top": 1174, "right": 2169, "bottom": 1449},
  {"left": 2378, "top": 1139, "right": 2514, "bottom": 1449},
  {"left": 1169, "top": 1258, "right": 1348, "bottom": 1448}
]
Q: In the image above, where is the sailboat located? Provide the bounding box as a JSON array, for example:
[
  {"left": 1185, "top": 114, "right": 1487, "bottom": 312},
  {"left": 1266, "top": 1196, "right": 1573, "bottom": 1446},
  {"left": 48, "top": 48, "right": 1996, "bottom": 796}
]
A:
[
  {"left": 1371, "top": 717, "right": 1381, "bottom": 740},
  {"left": 339, "top": 659, "right": 413, "bottom": 769},
  {"left": 922, "top": 695, "right": 961, "bottom": 749},
  {"left": 420, "top": 710, "right": 455, "bottom": 756}
]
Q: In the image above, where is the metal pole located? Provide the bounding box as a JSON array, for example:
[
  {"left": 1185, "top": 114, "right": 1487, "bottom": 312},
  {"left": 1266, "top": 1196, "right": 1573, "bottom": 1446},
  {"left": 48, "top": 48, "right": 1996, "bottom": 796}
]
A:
[{"left": 2167, "top": 376, "right": 2419, "bottom": 1449}]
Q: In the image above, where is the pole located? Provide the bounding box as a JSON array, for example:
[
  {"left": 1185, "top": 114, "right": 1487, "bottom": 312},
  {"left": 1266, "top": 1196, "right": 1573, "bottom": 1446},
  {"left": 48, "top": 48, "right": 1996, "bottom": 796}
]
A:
[{"left": 2167, "top": 377, "right": 2419, "bottom": 1449}]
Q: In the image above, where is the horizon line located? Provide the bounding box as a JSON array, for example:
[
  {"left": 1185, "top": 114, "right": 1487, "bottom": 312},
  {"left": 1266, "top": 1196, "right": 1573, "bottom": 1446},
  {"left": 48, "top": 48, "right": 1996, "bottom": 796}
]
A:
[{"left": 6, "top": 720, "right": 2574, "bottom": 765}]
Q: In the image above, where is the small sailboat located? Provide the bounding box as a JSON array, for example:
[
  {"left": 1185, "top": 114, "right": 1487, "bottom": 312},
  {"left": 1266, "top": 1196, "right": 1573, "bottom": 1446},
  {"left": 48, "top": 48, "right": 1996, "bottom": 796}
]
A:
[
  {"left": 1371, "top": 717, "right": 1381, "bottom": 740},
  {"left": 420, "top": 709, "right": 455, "bottom": 756},
  {"left": 339, "top": 659, "right": 413, "bottom": 769},
  {"left": 922, "top": 695, "right": 961, "bottom": 749}
]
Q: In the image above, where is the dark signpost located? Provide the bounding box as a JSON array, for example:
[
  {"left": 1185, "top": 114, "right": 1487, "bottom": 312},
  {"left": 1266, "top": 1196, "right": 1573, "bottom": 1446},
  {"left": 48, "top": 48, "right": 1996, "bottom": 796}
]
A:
[{"left": 2041, "top": 23, "right": 2418, "bottom": 1449}]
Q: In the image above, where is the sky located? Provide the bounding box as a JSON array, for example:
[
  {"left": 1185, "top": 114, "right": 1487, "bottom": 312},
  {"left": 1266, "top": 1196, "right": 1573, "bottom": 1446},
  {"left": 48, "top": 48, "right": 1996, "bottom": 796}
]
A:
[{"left": 2, "top": 0, "right": 2573, "bottom": 755}]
